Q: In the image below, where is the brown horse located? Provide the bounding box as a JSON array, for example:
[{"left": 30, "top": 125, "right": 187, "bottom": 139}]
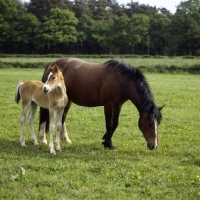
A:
[
  {"left": 15, "top": 64, "right": 71, "bottom": 154},
  {"left": 39, "top": 58, "right": 164, "bottom": 150}
]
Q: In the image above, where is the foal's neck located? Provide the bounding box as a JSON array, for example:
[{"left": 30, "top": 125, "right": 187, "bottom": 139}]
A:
[{"left": 55, "top": 84, "right": 66, "bottom": 98}]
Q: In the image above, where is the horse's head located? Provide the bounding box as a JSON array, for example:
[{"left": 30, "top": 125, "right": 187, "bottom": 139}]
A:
[
  {"left": 138, "top": 105, "right": 164, "bottom": 150},
  {"left": 43, "top": 64, "right": 64, "bottom": 94}
]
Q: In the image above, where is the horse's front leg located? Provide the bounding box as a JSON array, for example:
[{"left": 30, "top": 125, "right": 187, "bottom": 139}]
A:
[
  {"left": 102, "top": 105, "right": 115, "bottom": 150},
  {"left": 111, "top": 106, "right": 121, "bottom": 138},
  {"left": 49, "top": 109, "right": 56, "bottom": 154}
]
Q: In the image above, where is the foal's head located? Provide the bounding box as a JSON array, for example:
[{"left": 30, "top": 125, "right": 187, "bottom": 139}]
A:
[
  {"left": 138, "top": 105, "right": 164, "bottom": 150},
  {"left": 43, "top": 64, "right": 65, "bottom": 94}
]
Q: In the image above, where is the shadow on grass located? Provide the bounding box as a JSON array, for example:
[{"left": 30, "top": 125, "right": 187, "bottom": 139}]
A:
[{"left": 0, "top": 138, "right": 142, "bottom": 162}]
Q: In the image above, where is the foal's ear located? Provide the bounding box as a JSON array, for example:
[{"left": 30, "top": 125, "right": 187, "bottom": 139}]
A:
[
  {"left": 159, "top": 105, "right": 165, "bottom": 111},
  {"left": 50, "top": 64, "right": 59, "bottom": 72}
]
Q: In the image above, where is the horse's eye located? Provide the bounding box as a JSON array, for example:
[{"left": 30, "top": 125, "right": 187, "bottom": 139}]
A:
[{"left": 52, "top": 76, "right": 56, "bottom": 80}]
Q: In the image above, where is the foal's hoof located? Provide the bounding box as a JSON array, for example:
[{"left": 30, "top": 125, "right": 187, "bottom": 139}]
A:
[
  {"left": 50, "top": 150, "right": 56, "bottom": 155},
  {"left": 56, "top": 147, "right": 62, "bottom": 152},
  {"left": 33, "top": 141, "right": 39, "bottom": 146},
  {"left": 102, "top": 141, "right": 116, "bottom": 150}
]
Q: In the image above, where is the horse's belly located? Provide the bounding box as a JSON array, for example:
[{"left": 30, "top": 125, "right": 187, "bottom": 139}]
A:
[{"left": 67, "top": 89, "right": 102, "bottom": 107}]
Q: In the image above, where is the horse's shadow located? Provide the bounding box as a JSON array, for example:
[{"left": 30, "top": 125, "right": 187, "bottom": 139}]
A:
[{"left": 0, "top": 137, "right": 141, "bottom": 162}]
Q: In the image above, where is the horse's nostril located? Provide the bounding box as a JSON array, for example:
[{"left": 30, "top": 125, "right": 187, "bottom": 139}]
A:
[{"left": 147, "top": 143, "right": 156, "bottom": 150}]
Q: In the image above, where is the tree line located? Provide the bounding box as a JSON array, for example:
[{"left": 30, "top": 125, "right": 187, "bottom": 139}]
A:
[{"left": 0, "top": 0, "right": 200, "bottom": 56}]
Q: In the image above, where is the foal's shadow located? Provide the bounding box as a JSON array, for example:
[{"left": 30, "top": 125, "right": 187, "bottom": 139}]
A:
[{"left": 0, "top": 137, "right": 141, "bottom": 162}]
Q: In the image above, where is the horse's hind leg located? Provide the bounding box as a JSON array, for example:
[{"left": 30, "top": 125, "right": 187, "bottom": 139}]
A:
[
  {"left": 60, "top": 101, "right": 72, "bottom": 143},
  {"left": 38, "top": 107, "right": 48, "bottom": 144},
  {"left": 20, "top": 104, "right": 29, "bottom": 146},
  {"left": 61, "top": 122, "right": 71, "bottom": 143},
  {"left": 102, "top": 105, "right": 116, "bottom": 150},
  {"left": 28, "top": 102, "right": 38, "bottom": 145}
]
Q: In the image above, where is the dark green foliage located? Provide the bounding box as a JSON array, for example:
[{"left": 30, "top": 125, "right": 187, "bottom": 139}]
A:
[{"left": 0, "top": 0, "right": 200, "bottom": 55}]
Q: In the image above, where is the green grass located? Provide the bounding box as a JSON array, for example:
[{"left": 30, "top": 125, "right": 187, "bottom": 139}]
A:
[
  {"left": 1, "top": 56, "right": 200, "bottom": 67},
  {"left": 0, "top": 68, "right": 200, "bottom": 199}
]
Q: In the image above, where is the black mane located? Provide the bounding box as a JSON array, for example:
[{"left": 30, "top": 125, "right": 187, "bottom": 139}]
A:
[{"left": 105, "top": 60, "right": 162, "bottom": 124}]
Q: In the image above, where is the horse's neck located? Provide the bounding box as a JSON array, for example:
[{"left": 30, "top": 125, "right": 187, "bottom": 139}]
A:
[{"left": 128, "top": 84, "right": 145, "bottom": 114}]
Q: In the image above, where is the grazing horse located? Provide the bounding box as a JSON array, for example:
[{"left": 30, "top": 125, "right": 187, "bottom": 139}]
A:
[
  {"left": 39, "top": 58, "right": 164, "bottom": 150},
  {"left": 15, "top": 64, "right": 70, "bottom": 154}
]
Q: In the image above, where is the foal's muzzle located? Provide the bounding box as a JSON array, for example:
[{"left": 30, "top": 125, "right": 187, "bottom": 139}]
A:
[{"left": 43, "top": 87, "right": 49, "bottom": 94}]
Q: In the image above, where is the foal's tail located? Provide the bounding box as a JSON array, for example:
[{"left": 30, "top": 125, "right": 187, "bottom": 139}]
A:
[{"left": 15, "top": 81, "right": 23, "bottom": 104}]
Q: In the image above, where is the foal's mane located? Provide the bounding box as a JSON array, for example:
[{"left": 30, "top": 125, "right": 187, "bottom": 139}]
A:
[{"left": 105, "top": 60, "right": 162, "bottom": 124}]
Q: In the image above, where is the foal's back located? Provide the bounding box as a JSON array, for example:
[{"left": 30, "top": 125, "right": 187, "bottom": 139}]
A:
[{"left": 19, "top": 80, "right": 49, "bottom": 108}]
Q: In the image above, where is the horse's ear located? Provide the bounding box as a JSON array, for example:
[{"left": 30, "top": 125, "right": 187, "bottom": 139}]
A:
[{"left": 159, "top": 105, "right": 165, "bottom": 111}]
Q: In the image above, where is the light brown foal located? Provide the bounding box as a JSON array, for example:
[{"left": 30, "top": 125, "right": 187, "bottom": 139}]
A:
[{"left": 15, "top": 64, "right": 70, "bottom": 154}]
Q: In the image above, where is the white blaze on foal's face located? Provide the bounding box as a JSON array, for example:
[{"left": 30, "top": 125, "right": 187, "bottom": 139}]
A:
[{"left": 43, "top": 71, "right": 57, "bottom": 93}]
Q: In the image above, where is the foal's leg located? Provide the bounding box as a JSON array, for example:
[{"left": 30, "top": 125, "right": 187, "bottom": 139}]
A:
[
  {"left": 55, "top": 110, "right": 64, "bottom": 151},
  {"left": 20, "top": 104, "right": 29, "bottom": 146},
  {"left": 49, "top": 110, "right": 56, "bottom": 154},
  {"left": 102, "top": 105, "right": 115, "bottom": 150},
  {"left": 28, "top": 102, "right": 38, "bottom": 145}
]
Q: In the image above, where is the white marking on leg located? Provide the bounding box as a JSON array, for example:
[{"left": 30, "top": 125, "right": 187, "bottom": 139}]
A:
[
  {"left": 20, "top": 106, "right": 28, "bottom": 146},
  {"left": 49, "top": 125, "right": 56, "bottom": 154},
  {"left": 61, "top": 122, "right": 72, "bottom": 143},
  {"left": 28, "top": 105, "right": 38, "bottom": 146},
  {"left": 38, "top": 122, "right": 47, "bottom": 144},
  {"left": 55, "top": 123, "right": 62, "bottom": 151},
  {"left": 154, "top": 120, "right": 158, "bottom": 148}
]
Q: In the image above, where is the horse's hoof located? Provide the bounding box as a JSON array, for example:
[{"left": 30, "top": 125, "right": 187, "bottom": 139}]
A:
[
  {"left": 61, "top": 136, "right": 72, "bottom": 143},
  {"left": 102, "top": 141, "right": 116, "bottom": 150}
]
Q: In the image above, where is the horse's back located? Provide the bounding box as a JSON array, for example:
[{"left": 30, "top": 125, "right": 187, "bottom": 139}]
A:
[{"left": 43, "top": 57, "right": 127, "bottom": 107}]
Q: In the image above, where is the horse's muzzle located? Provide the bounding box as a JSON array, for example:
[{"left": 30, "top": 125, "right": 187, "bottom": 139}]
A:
[{"left": 147, "top": 142, "right": 157, "bottom": 150}]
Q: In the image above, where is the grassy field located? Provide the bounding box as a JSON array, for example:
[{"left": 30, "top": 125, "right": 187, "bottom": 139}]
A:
[
  {"left": 0, "top": 66, "right": 200, "bottom": 199},
  {"left": 0, "top": 56, "right": 200, "bottom": 68}
]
